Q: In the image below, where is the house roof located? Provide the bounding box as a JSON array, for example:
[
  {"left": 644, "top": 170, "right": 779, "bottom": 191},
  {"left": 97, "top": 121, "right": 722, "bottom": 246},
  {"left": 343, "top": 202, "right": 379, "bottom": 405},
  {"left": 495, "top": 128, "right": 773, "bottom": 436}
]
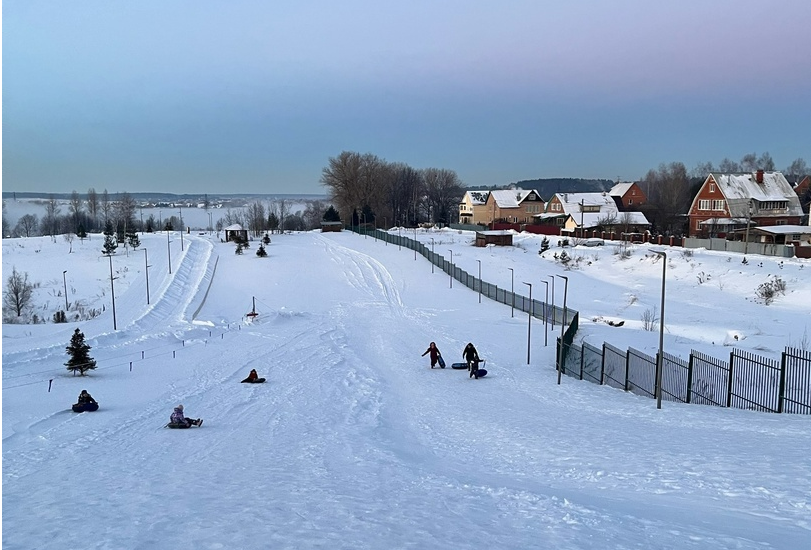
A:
[
  {"left": 551, "top": 192, "right": 618, "bottom": 215},
  {"left": 477, "top": 230, "right": 514, "bottom": 236},
  {"left": 747, "top": 225, "right": 811, "bottom": 235},
  {"left": 709, "top": 172, "right": 804, "bottom": 217},
  {"left": 224, "top": 224, "right": 244, "bottom": 231},
  {"left": 465, "top": 191, "right": 489, "bottom": 205},
  {"left": 489, "top": 189, "right": 533, "bottom": 208},
  {"left": 608, "top": 182, "right": 635, "bottom": 197}
]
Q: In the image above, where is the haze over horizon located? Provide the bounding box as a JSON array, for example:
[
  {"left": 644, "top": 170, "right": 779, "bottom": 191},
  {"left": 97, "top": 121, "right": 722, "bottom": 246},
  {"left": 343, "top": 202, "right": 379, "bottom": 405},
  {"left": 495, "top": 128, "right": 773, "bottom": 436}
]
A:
[{"left": 4, "top": 0, "right": 810, "bottom": 195}]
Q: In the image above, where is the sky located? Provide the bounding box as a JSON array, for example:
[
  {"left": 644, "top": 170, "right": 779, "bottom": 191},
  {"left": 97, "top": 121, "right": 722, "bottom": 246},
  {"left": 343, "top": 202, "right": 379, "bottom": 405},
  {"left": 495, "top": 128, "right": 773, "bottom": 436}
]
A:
[
  {"left": 3, "top": 1, "right": 811, "bottom": 192},
  {"left": 3, "top": 213, "right": 810, "bottom": 548}
]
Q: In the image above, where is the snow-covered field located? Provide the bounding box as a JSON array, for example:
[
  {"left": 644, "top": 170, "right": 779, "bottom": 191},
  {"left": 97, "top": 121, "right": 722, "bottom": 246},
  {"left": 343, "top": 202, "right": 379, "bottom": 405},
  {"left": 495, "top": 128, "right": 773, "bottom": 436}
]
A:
[{"left": 3, "top": 227, "right": 810, "bottom": 549}]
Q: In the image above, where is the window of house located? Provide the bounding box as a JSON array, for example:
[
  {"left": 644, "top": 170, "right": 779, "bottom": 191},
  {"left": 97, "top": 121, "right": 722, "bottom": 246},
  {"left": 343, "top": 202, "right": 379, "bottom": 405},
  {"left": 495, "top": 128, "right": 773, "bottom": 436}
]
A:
[
  {"left": 699, "top": 200, "right": 710, "bottom": 210},
  {"left": 713, "top": 200, "right": 725, "bottom": 210},
  {"left": 776, "top": 220, "right": 787, "bottom": 225},
  {"left": 696, "top": 220, "right": 702, "bottom": 230},
  {"left": 709, "top": 183, "right": 715, "bottom": 192}
]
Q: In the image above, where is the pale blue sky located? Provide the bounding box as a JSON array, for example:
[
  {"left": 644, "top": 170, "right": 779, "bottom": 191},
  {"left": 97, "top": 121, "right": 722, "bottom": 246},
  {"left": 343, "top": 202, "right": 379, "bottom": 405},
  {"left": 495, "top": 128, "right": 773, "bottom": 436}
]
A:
[{"left": 3, "top": 0, "right": 810, "bottom": 194}]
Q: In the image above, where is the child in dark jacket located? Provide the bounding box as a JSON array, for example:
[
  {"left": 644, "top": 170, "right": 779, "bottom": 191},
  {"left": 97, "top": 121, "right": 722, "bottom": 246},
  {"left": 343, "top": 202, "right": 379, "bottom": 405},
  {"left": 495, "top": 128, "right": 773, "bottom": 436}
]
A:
[{"left": 421, "top": 342, "right": 443, "bottom": 368}]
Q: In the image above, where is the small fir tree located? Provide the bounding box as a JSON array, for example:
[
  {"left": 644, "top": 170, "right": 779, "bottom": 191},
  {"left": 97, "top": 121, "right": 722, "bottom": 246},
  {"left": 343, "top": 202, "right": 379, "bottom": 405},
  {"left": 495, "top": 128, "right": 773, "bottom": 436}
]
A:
[
  {"left": 262, "top": 233, "right": 271, "bottom": 245},
  {"left": 127, "top": 231, "right": 140, "bottom": 249},
  {"left": 102, "top": 233, "right": 118, "bottom": 255},
  {"left": 65, "top": 328, "right": 97, "bottom": 375},
  {"left": 235, "top": 242, "right": 244, "bottom": 255},
  {"left": 256, "top": 243, "right": 268, "bottom": 257},
  {"left": 322, "top": 206, "right": 341, "bottom": 222},
  {"left": 77, "top": 224, "right": 87, "bottom": 241}
]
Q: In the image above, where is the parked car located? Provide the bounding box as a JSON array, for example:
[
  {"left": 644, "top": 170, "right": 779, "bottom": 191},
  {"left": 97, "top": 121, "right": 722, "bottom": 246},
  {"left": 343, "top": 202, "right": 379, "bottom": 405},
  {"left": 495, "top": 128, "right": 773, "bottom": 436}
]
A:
[{"left": 583, "top": 238, "right": 605, "bottom": 247}]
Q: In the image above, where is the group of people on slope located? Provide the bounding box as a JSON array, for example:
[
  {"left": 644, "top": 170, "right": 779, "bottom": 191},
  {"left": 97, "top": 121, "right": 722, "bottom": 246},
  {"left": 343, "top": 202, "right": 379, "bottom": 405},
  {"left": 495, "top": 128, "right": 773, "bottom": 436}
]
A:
[{"left": 422, "top": 341, "right": 483, "bottom": 378}]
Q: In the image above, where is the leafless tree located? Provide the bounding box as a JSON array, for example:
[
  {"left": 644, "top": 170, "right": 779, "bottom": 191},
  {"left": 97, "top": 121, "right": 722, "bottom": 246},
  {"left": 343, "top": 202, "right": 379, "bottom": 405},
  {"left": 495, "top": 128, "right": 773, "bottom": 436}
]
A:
[
  {"left": 86, "top": 188, "right": 99, "bottom": 228},
  {"left": 69, "top": 190, "right": 83, "bottom": 233},
  {"left": 422, "top": 168, "right": 464, "bottom": 225},
  {"left": 245, "top": 201, "right": 267, "bottom": 236},
  {"left": 3, "top": 267, "right": 34, "bottom": 317},
  {"left": 43, "top": 196, "right": 61, "bottom": 237},
  {"left": 740, "top": 153, "right": 758, "bottom": 171},
  {"left": 1, "top": 201, "right": 8, "bottom": 238},
  {"left": 639, "top": 162, "right": 692, "bottom": 234},
  {"left": 15, "top": 214, "right": 39, "bottom": 237},
  {"left": 100, "top": 189, "right": 111, "bottom": 227},
  {"left": 219, "top": 208, "right": 246, "bottom": 228},
  {"left": 786, "top": 158, "right": 808, "bottom": 185},
  {"left": 270, "top": 199, "right": 291, "bottom": 233},
  {"left": 718, "top": 158, "right": 740, "bottom": 172},
  {"left": 757, "top": 152, "right": 775, "bottom": 171},
  {"left": 302, "top": 200, "right": 327, "bottom": 230},
  {"left": 691, "top": 161, "right": 715, "bottom": 180},
  {"left": 114, "top": 192, "right": 138, "bottom": 237}
]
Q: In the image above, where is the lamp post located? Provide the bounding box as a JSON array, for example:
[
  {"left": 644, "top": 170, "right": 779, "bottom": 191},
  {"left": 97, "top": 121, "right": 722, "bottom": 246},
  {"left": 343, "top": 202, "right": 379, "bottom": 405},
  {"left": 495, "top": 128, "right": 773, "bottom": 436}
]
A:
[
  {"left": 541, "top": 280, "right": 549, "bottom": 346},
  {"left": 549, "top": 275, "right": 555, "bottom": 329},
  {"left": 523, "top": 282, "right": 532, "bottom": 364},
  {"left": 448, "top": 249, "right": 453, "bottom": 288},
  {"left": 431, "top": 239, "right": 435, "bottom": 273},
  {"left": 556, "top": 275, "right": 569, "bottom": 385},
  {"left": 414, "top": 227, "right": 417, "bottom": 260},
  {"left": 208, "top": 211, "right": 213, "bottom": 235},
  {"left": 167, "top": 230, "right": 172, "bottom": 274},
  {"left": 140, "top": 208, "right": 144, "bottom": 234},
  {"left": 62, "top": 270, "right": 68, "bottom": 311},
  {"left": 108, "top": 255, "right": 118, "bottom": 330},
  {"left": 650, "top": 250, "right": 667, "bottom": 409},
  {"left": 362, "top": 213, "right": 367, "bottom": 238},
  {"left": 178, "top": 206, "right": 184, "bottom": 251},
  {"left": 508, "top": 268, "right": 514, "bottom": 317},
  {"left": 398, "top": 226, "right": 402, "bottom": 250},
  {"left": 476, "top": 260, "right": 482, "bottom": 303},
  {"left": 144, "top": 248, "right": 152, "bottom": 305}
]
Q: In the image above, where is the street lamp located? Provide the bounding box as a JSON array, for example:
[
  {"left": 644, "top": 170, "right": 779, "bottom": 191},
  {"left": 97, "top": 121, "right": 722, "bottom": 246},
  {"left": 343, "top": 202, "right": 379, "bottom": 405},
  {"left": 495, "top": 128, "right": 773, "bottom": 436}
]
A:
[
  {"left": 549, "top": 275, "right": 556, "bottom": 329},
  {"left": 108, "top": 255, "right": 118, "bottom": 330},
  {"left": 507, "top": 268, "right": 514, "bottom": 317},
  {"left": 476, "top": 260, "right": 482, "bottom": 303},
  {"left": 523, "top": 282, "right": 532, "bottom": 364},
  {"left": 448, "top": 249, "right": 453, "bottom": 288},
  {"left": 208, "top": 211, "right": 213, "bottom": 235},
  {"left": 167, "top": 230, "right": 172, "bottom": 274},
  {"left": 541, "top": 280, "right": 549, "bottom": 346},
  {"left": 556, "top": 275, "right": 569, "bottom": 385},
  {"left": 62, "top": 270, "right": 68, "bottom": 311},
  {"left": 431, "top": 239, "right": 435, "bottom": 273},
  {"left": 414, "top": 227, "right": 417, "bottom": 260},
  {"left": 649, "top": 249, "right": 667, "bottom": 409},
  {"left": 145, "top": 248, "right": 152, "bottom": 305}
]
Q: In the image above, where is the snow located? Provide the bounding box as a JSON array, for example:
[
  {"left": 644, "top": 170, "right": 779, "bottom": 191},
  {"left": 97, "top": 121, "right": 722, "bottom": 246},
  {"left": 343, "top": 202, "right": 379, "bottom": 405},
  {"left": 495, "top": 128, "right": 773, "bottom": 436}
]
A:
[{"left": 3, "top": 225, "right": 811, "bottom": 549}]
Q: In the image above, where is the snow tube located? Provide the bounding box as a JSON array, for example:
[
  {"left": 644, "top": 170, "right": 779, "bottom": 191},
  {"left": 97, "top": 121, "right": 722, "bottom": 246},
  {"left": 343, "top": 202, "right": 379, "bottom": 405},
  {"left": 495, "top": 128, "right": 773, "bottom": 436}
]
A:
[
  {"left": 166, "top": 422, "right": 192, "bottom": 429},
  {"left": 451, "top": 363, "right": 468, "bottom": 370},
  {"left": 72, "top": 402, "right": 99, "bottom": 413},
  {"left": 241, "top": 377, "right": 266, "bottom": 383}
]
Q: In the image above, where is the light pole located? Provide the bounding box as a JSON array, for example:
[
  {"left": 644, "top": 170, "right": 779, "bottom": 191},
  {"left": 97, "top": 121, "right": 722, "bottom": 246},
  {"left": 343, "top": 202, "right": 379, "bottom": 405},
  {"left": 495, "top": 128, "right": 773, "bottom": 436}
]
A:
[
  {"left": 476, "top": 260, "right": 482, "bottom": 303},
  {"left": 650, "top": 250, "right": 667, "bottom": 409},
  {"left": 556, "top": 275, "right": 569, "bottom": 385},
  {"left": 541, "top": 280, "right": 549, "bottom": 346},
  {"left": 744, "top": 199, "right": 753, "bottom": 255},
  {"left": 208, "top": 211, "right": 213, "bottom": 235},
  {"left": 549, "top": 275, "right": 555, "bottom": 329},
  {"left": 167, "top": 230, "right": 172, "bottom": 274},
  {"left": 145, "top": 248, "right": 152, "bottom": 305},
  {"left": 178, "top": 206, "right": 184, "bottom": 251},
  {"left": 140, "top": 208, "right": 144, "bottom": 234},
  {"left": 448, "top": 249, "right": 453, "bottom": 288},
  {"left": 108, "top": 255, "right": 118, "bottom": 330},
  {"left": 398, "top": 226, "right": 402, "bottom": 250},
  {"left": 62, "top": 270, "right": 68, "bottom": 311},
  {"left": 431, "top": 239, "right": 435, "bottom": 273},
  {"left": 508, "top": 268, "right": 514, "bottom": 317},
  {"left": 523, "top": 282, "right": 532, "bottom": 364},
  {"left": 414, "top": 227, "right": 417, "bottom": 260}
]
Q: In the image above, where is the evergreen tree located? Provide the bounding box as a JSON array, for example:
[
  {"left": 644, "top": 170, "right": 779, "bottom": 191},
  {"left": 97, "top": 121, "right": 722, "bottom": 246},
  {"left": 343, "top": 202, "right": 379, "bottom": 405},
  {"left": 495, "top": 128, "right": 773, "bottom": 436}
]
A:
[
  {"left": 262, "top": 233, "right": 271, "bottom": 245},
  {"left": 256, "top": 243, "right": 268, "bottom": 257},
  {"left": 77, "top": 224, "right": 87, "bottom": 241},
  {"left": 102, "top": 233, "right": 118, "bottom": 255},
  {"left": 235, "top": 242, "right": 244, "bottom": 255},
  {"left": 65, "top": 328, "right": 97, "bottom": 375},
  {"left": 127, "top": 231, "right": 140, "bottom": 249},
  {"left": 322, "top": 206, "right": 341, "bottom": 222}
]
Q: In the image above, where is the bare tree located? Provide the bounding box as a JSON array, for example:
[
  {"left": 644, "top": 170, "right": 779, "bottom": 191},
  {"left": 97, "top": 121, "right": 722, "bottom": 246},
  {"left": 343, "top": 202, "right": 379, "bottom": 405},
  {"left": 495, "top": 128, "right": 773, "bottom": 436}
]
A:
[
  {"left": 100, "top": 189, "right": 111, "bottom": 228},
  {"left": 3, "top": 267, "right": 34, "bottom": 317},
  {"left": 638, "top": 162, "right": 692, "bottom": 234},
  {"left": 114, "top": 192, "right": 138, "bottom": 236},
  {"left": 69, "top": 190, "right": 83, "bottom": 233},
  {"left": 302, "top": 200, "right": 327, "bottom": 230},
  {"left": 757, "top": 152, "right": 775, "bottom": 171},
  {"left": 86, "top": 188, "right": 99, "bottom": 229},
  {"left": 43, "top": 196, "right": 61, "bottom": 237},
  {"left": 15, "top": 214, "right": 39, "bottom": 237},
  {"left": 245, "top": 201, "right": 267, "bottom": 236},
  {"left": 718, "top": 158, "right": 740, "bottom": 172},
  {"left": 740, "top": 153, "right": 758, "bottom": 171},
  {"left": 2, "top": 201, "right": 9, "bottom": 238},
  {"left": 691, "top": 161, "right": 715, "bottom": 180},
  {"left": 422, "top": 168, "right": 464, "bottom": 225},
  {"left": 786, "top": 158, "right": 808, "bottom": 185}
]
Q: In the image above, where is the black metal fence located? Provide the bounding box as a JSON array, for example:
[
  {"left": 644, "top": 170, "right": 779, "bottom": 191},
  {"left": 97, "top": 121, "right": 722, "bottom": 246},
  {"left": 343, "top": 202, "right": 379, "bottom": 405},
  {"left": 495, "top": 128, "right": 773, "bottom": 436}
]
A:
[{"left": 349, "top": 226, "right": 811, "bottom": 415}]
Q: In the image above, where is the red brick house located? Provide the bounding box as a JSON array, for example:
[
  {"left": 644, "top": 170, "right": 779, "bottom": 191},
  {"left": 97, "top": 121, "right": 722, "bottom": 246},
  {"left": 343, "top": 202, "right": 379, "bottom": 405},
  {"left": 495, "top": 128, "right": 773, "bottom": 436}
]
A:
[
  {"left": 793, "top": 175, "right": 810, "bottom": 219},
  {"left": 687, "top": 171, "right": 804, "bottom": 238},
  {"left": 609, "top": 181, "right": 647, "bottom": 210}
]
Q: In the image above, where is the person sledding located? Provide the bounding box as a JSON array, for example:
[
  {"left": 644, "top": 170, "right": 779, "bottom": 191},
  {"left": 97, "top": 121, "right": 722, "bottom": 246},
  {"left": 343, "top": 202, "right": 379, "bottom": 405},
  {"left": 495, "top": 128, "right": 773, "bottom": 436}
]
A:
[
  {"left": 168, "top": 404, "right": 202, "bottom": 428},
  {"left": 72, "top": 390, "right": 99, "bottom": 412},
  {"left": 463, "top": 342, "right": 482, "bottom": 379},
  {"left": 241, "top": 369, "right": 266, "bottom": 383},
  {"left": 421, "top": 342, "right": 444, "bottom": 368}
]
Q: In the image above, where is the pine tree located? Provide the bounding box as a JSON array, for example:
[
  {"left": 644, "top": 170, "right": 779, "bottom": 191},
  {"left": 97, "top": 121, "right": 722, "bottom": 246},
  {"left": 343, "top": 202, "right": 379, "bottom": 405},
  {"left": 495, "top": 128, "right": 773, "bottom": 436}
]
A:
[
  {"left": 256, "top": 243, "right": 267, "bottom": 257},
  {"left": 127, "top": 231, "right": 140, "bottom": 249},
  {"left": 262, "top": 233, "right": 271, "bottom": 245},
  {"left": 102, "top": 233, "right": 118, "bottom": 255},
  {"left": 322, "top": 206, "right": 341, "bottom": 222},
  {"left": 65, "top": 328, "right": 97, "bottom": 375}
]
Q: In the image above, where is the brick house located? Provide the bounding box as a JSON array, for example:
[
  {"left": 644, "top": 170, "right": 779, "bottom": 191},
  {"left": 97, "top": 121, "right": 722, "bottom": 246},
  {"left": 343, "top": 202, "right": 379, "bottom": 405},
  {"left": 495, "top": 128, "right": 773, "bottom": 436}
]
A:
[
  {"left": 484, "top": 189, "right": 544, "bottom": 225},
  {"left": 609, "top": 181, "right": 647, "bottom": 210},
  {"left": 458, "top": 191, "right": 490, "bottom": 225},
  {"left": 793, "top": 175, "right": 810, "bottom": 222},
  {"left": 687, "top": 171, "right": 804, "bottom": 238},
  {"left": 536, "top": 192, "right": 649, "bottom": 234}
]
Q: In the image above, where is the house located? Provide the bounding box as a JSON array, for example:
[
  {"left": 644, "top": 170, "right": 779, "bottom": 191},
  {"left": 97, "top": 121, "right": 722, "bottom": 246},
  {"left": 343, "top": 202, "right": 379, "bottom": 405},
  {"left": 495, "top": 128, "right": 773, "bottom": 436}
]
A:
[
  {"left": 609, "top": 181, "right": 647, "bottom": 210},
  {"left": 475, "top": 230, "right": 513, "bottom": 247},
  {"left": 483, "top": 189, "right": 544, "bottom": 225},
  {"left": 320, "top": 221, "right": 343, "bottom": 232},
  {"left": 687, "top": 171, "right": 804, "bottom": 238},
  {"left": 224, "top": 224, "right": 249, "bottom": 243},
  {"left": 458, "top": 191, "right": 490, "bottom": 225},
  {"left": 535, "top": 192, "right": 650, "bottom": 234},
  {"left": 793, "top": 175, "right": 810, "bottom": 221}
]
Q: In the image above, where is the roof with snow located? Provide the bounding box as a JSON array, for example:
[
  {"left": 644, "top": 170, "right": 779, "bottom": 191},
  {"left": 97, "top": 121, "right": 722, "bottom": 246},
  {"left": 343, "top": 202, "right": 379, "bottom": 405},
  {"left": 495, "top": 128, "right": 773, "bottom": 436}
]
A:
[
  {"left": 225, "top": 224, "right": 244, "bottom": 231},
  {"left": 489, "top": 189, "right": 534, "bottom": 208},
  {"left": 709, "top": 172, "right": 804, "bottom": 218},
  {"left": 608, "top": 182, "right": 635, "bottom": 197},
  {"left": 464, "top": 191, "right": 489, "bottom": 205},
  {"left": 552, "top": 192, "right": 618, "bottom": 215}
]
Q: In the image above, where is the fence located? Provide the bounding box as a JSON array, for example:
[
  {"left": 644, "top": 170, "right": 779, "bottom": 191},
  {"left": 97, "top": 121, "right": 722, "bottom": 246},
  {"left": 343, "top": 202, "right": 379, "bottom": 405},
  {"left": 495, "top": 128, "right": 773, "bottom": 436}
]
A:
[
  {"left": 684, "top": 237, "right": 795, "bottom": 258},
  {"left": 349, "top": 226, "right": 811, "bottom": 415}
]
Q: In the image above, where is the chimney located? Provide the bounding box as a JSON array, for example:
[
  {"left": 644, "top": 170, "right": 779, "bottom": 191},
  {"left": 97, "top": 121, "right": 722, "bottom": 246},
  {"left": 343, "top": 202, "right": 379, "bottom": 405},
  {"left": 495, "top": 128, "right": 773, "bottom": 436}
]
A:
[{"left": 756, "top": 169, "right": 764, "bottom": 184}]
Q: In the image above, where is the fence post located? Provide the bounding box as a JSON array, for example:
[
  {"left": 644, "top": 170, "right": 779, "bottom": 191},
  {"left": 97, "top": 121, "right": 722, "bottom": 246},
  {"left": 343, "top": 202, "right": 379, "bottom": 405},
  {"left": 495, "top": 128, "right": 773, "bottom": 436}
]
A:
[
  {"left": 727, "top": 351, "right": 735, "bottom": 407},
  {"left": 580, "top": 344, "right": 585, "bottom": 380},
  {"left": 624, "top": 347, "right": 631, "bottom": 391},
  {"left": 686, "top": 353, "right": 694, "bottom": 404},
  {"left": 600, "top": 343, "right": 607, "bottom": 384},
  {"left": 778, "top": 350, "right": 787, "bottom": 414}
]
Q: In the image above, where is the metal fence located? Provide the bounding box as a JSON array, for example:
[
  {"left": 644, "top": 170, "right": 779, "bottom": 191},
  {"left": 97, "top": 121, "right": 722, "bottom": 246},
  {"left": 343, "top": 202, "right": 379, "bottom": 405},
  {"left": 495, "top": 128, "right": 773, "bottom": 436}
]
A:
[{"left": 350, "top": 226, "right": 811, "bottom": 414}]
